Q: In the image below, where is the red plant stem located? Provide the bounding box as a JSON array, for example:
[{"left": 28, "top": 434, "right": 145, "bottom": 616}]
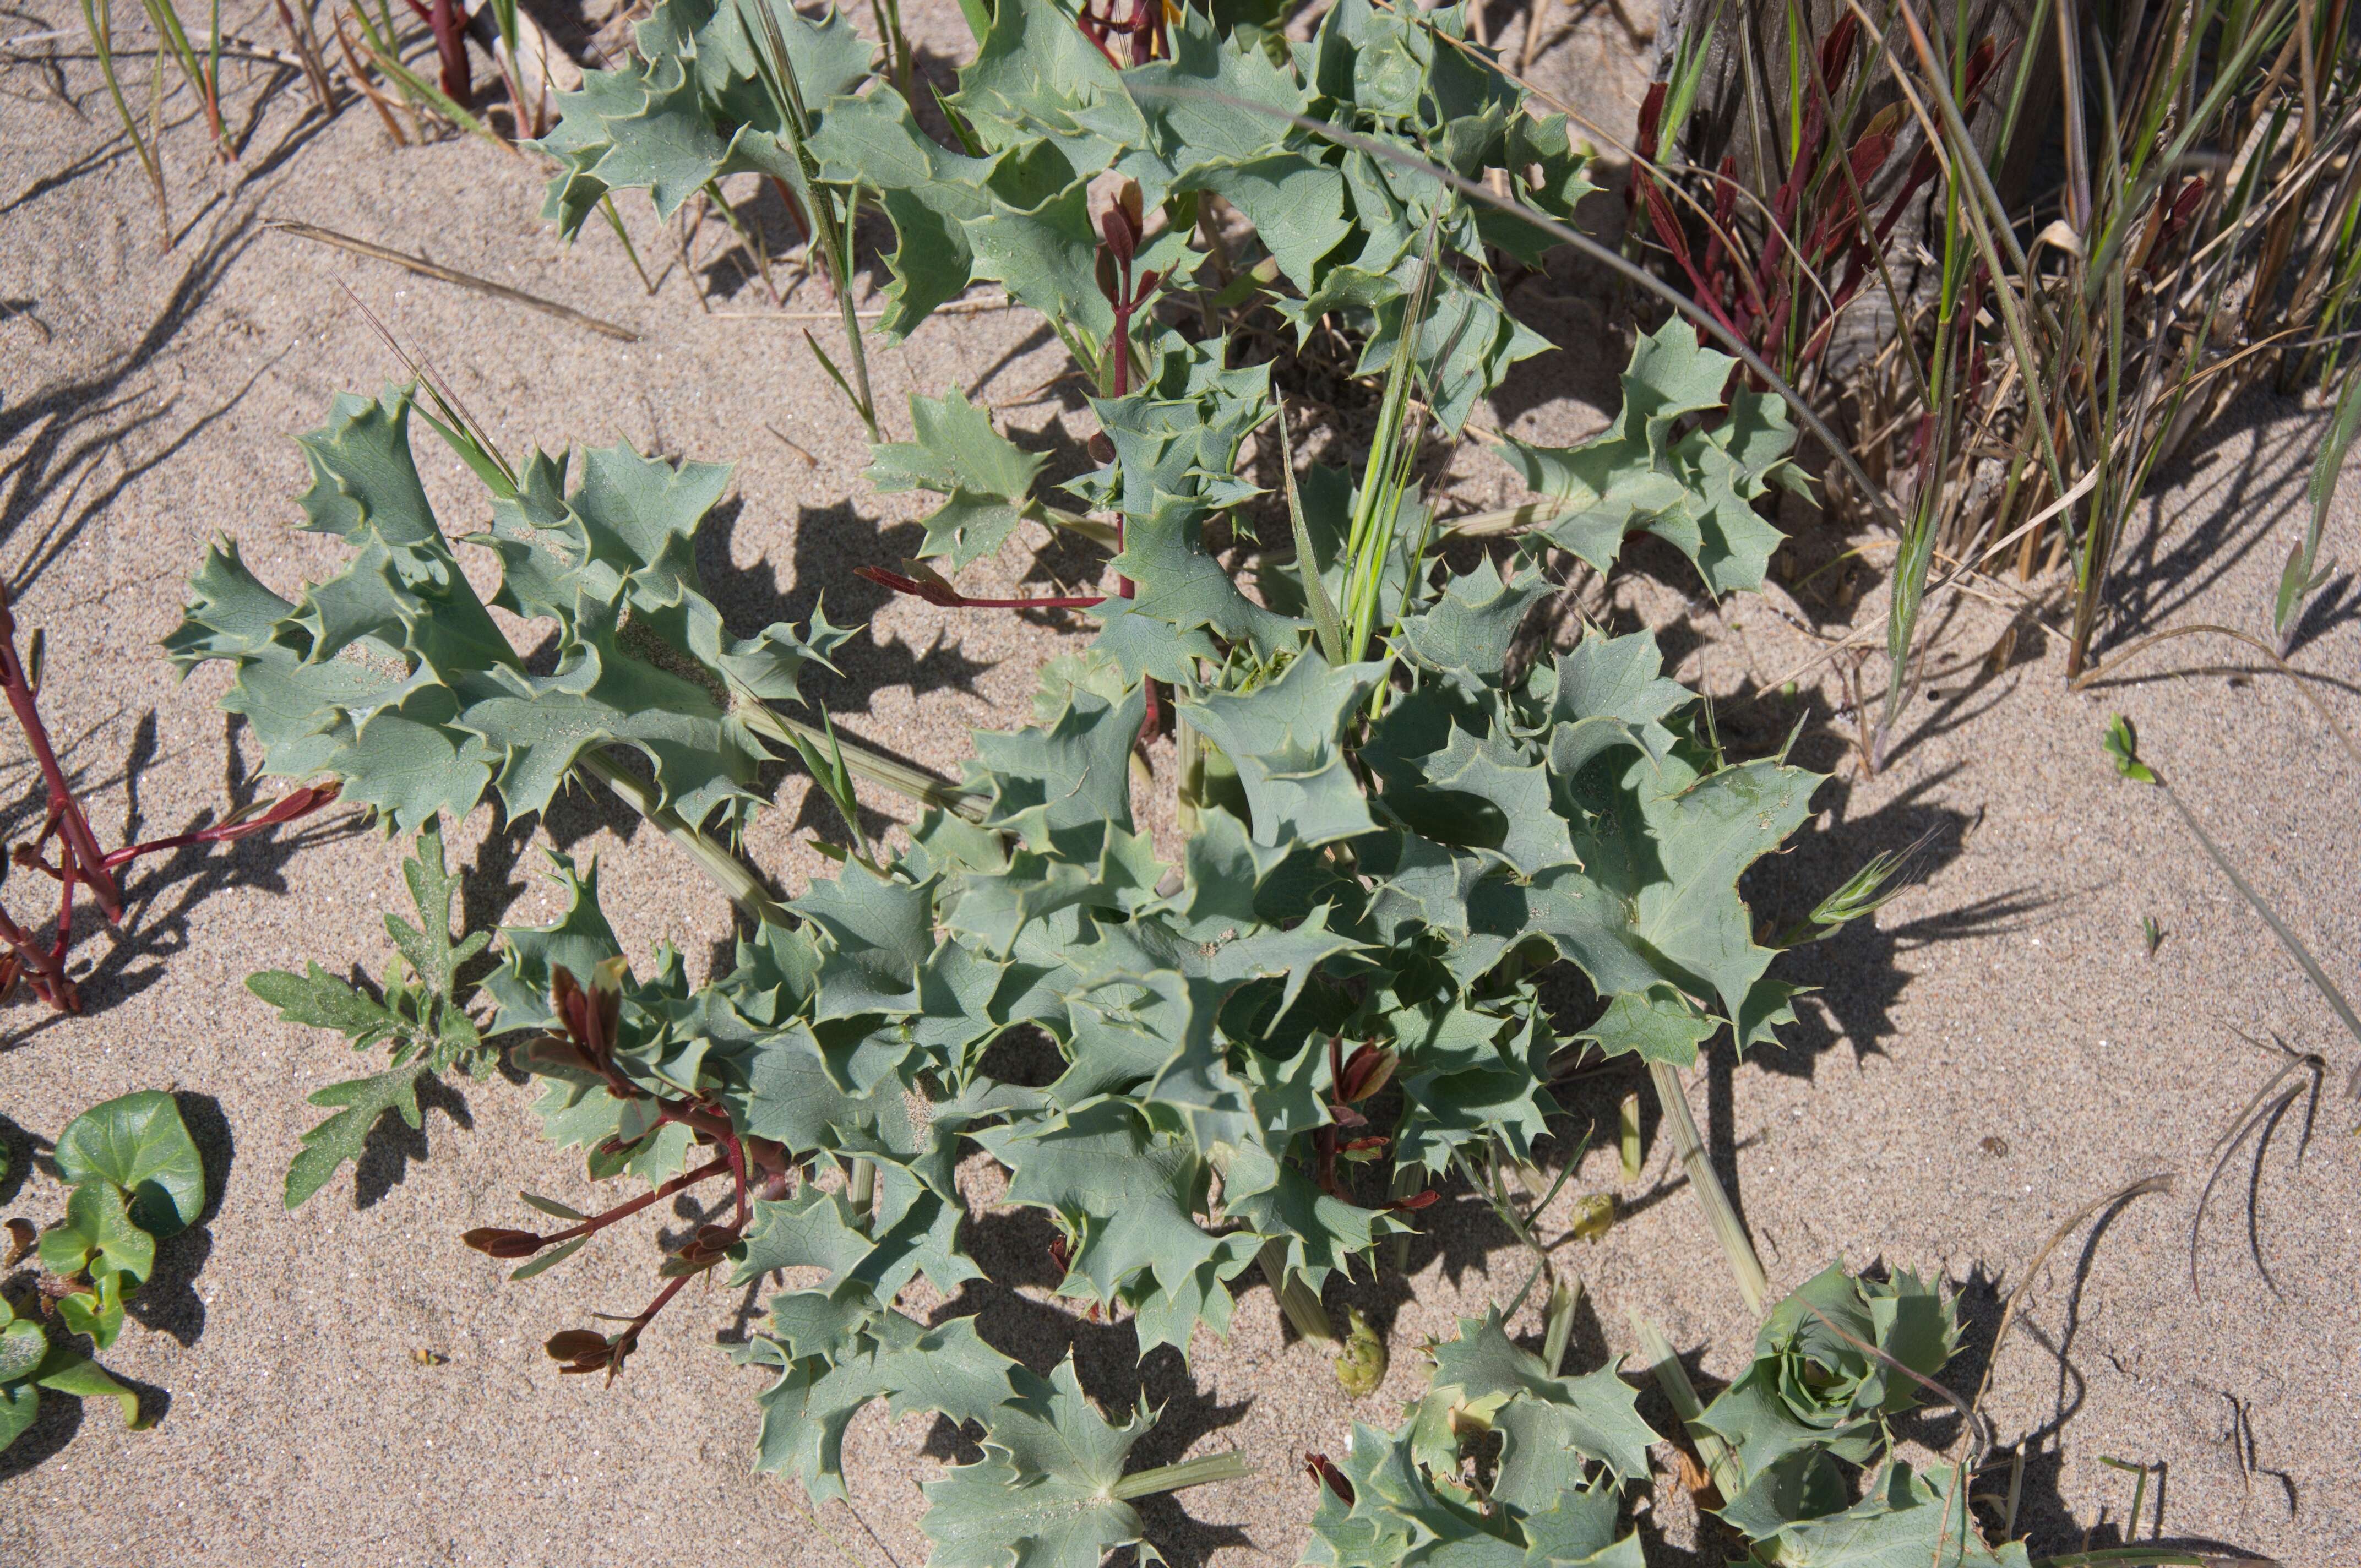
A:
[
  {"left": 1640, "top": 182, "right": 1750, "bottom": 347},
  {"left": 0, "top": 901, "right": 75, "bottom": 1011},
  {"left": 0, "top": 589, "right": 119, "bottom": 924},
  {"left": 539, "top": 1156, "right": 733, "bottom": 1246},
  {"left": 101, "top": 782, "right": 340, "bottom": 870},
  {"left": 1107, "top": 252, "right": 1142, "bottom": 601},
  {"left": 718, "top": 1131, "right": 751, "bottom": 1229},
  {"left": 429, "top": 0, "right": 467, "bottom": 102},
  {"left": 608, "top": 1270, "right": 697, "bottom": 1380}
]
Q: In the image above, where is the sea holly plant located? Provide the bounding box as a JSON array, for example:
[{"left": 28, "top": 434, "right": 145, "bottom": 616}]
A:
[
  {"left": 526, "top": 0, "right": 1808, "bottom": 617},
  {"left": 1637, "top": 1264, "right": 2027, "bottom": 1567},
  {"left": 1, "top": 1091, "right": 206, "bottom": 1455},
  {"left": 1302, "top": 1310, "right": 1656, "bottom": 1568},
  {"left": 181, "top": 320, "right": 1916, "bottom": 1562}
]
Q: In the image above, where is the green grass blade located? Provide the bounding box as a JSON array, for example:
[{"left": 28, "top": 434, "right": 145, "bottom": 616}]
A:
[
  {"left": 2277, "top": 360, "right": 2360, "bottom": 638},
  {"left": 1275, "top": 400, "right": 1346, "bottom": 665}
]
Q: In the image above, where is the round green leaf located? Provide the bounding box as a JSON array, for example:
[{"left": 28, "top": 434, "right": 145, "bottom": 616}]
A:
[
  {"left": 54, "top": 1272, "right": 128, "bottom": 1354},
  {"left": 0, "top": 1380, "right": 37, "bottom": 1452},
  {"left": 33, "top": 1348, "right": 145, "bottom": 1430},
  {"left": 0, "top": 1316, "right": 47, "bottom": 1384},
  {"left": 54, "top": 1091, "right": 205, "bottom": 1237},
  {"left": 38, "top": 1180, "right": 156, "bottom": 1292}
]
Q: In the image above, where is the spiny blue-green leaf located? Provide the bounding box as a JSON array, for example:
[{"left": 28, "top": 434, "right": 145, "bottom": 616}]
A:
[
  {"left": 1698, "top": 1263, "right": 1961, "bottom": 1483},
  {"left": 1475, "top": 113, "right": 1597, "bottom": 265},
  {"left": 1309, "top": 1416, "right": 1525, "bottom": 1568},
  {"left": 1129, "top": 7, "right": 1303, "bottom": 166},
  {"left": 485, "top": 850, "right": 627, "bottom": 1033},
  {"left": 808, "top": 89, "right": 998, "bottom": 335},
  {"left": 1181, "top": 651, "right": 1384, "bottom": 850},
  {"left": 870, "top": 389, "right": 1049, "bottom": 571},
  {"left": 1533, "top": 629, "right": 1692, "bottom": 777},
  {"left": 1391, "top": 1004, "right": 1557, "bottom": 1177},
  {"left": 1596, "top": 756, "right": 1814, "bottom": 1019},
  {"left": 534, "top": 0, "right": 873, "bottom": 229},
  {"left": 970, "top": 679, "right": 1147, "bottom": 846},
  {"left": 743, "top": 1299, "right": 1015, "bottom": 1505},
  {"left": 920, "top": 1357, "right": 1156, "bottom": 1568},
  {"left": 1757, "top": 1462, "right": 2028, "bottom": 1568},
  {"left": 1715, "top": 1447, "right": 1850, "bottom": 1543},
  {"left": 971, "top": 1097, "right": 1248, "bottom": 1343},
  {"left": 1499, "top": 320, "right": 1795, "bottom": 595},
  {"left": 1577, "top": 984, "right": 1716, "bottom": 1068},
  {"left": 732, "top": 1021, "right": 917, "bottom": 1154},
  {"left": 1184, "top": 153, "right": 1352, "bottom": 291},
  {"left": 1156, "top": 804, "right": 1295, "bottom": 941},
  {"left": 1417, "top": 1309, "right": 1655, "bottom": 1488},
  {"left": 948, "top": 0, "right": 1140, "bottom": 161},
  {"left": 1221, "top": 1138, "right": 1386, "bottom": 1293},
  {"left": 732, "top": 1175, "right": 974, "bottom": 1303},
  {"left": 792, "top": 861, "right": 935, "bottom": 1021},
  {"left": 170, "top": 388, "right": 844, "bottom": 834},
  {"left": 1396, "top": 556, "right": 1547, "bottom": 695},
  {"left": 1413, "top": 725, "right": 1576, "bottom": 878},
  {"left": 1358, "top": 829, "right": 1488, "bottom": 946}
]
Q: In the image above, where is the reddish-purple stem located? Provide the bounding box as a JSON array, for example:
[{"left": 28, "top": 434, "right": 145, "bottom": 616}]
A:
[
  {"left": 102, "top": 782, "right": 341, "bottom": 870},
  {"left": 0, "top": 588, "right": 119, "bottom": 924},
  {"left": 0, "top": 589, "right": 338, "bottom": 1013},
  {"left": 605, "top": 1271, "right": 696, "bottom": 1381},
  {"left": 403, "top": 0, "right": 470, "bottom": 104},
  {"left": 546, "top": 1157, "right": 732, "bottom": 1247}
]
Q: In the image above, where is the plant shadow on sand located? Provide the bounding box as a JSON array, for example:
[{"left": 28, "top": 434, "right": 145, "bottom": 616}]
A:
[{"left": 1, "top": 712, "right": 371, "bottom": 1050}]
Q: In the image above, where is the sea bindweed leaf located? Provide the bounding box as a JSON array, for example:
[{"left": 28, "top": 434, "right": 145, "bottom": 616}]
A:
[{"left": 53, "top": 1091, "right": 205, "bottom": 1238}]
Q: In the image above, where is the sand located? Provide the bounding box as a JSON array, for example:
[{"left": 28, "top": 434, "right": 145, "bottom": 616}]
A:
[{"left": 1, "top": 1, "right": 2355, "bottom": 1563}]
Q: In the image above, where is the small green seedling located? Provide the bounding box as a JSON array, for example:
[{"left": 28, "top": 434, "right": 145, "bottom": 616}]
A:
[{"left": 2103, "top": 715, "right": 2158, "bottom": 783}]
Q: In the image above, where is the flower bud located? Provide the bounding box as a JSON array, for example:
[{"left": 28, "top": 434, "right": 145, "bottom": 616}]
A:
[
  {"left": 462, "top": 1227, "right": 545, "bottom": 1259},
  {"left": 545, "top": 1329, "right": 610, "bottom": 1363},
  {"left": 1337, "top": 1043, "right": 1397, "bottom": 1103},
  {"left": 1088, "top": 172, "right": 1145, "bottom": 264},
  {"left": 1304, "top": 1452, "right": 1354, "bottom": 1504}
]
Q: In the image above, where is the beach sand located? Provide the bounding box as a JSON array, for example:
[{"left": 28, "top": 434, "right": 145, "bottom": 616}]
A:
[{"left": 2, "top": 1, "right": 2354, "bottom": 1561}]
